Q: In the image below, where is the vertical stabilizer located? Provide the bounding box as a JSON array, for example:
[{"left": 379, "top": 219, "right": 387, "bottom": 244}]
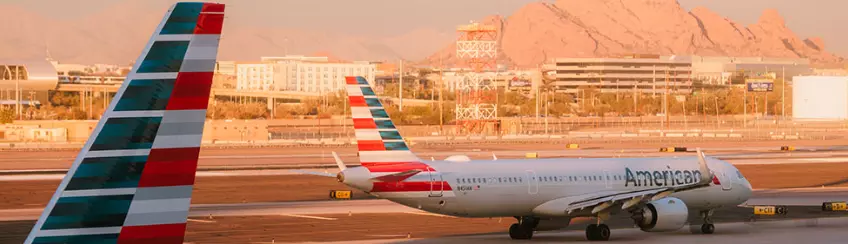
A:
[
  {"left": 344, "top": 76, "right": 422, "bottom": 167},
  {"left": 25, "top": 2, "right": 225, "bottom": 243}
]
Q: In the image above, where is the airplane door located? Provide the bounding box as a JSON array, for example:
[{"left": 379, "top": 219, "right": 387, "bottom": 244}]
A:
[
  {"left": 719, "top": 170, "right": 733, "bottom": 191},
  {"left": 603, "top": 170, "right": 612, "bottom": 189},
  {"left": 427, "top": 167, "right": 444, "bottom": 197},
  {"left": 525, "top": 170, "right": 538, "bottom": 195}
]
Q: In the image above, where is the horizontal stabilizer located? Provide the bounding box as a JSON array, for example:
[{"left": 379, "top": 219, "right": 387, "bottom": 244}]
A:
[{"left": 289, "top": 170, "right": 336, "bottom": 178}]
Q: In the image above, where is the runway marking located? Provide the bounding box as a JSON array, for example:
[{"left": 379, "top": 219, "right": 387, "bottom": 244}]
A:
[
  {"left": 790, "top": 157, "right": 848, "bottom": 163},
  {"left": 187, "top": 218, "right": 217, "bottom": 223},
  {"left": 280, "top": 213, "right": 338, "bottom": 220},
  {"left": 404, "top": 211, "right": 457, "bottom": 218}
]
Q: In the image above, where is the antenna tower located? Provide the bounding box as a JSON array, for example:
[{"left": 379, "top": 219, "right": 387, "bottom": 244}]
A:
[{"left": 455, "top": 22, "right": 498, "bottom": 134}]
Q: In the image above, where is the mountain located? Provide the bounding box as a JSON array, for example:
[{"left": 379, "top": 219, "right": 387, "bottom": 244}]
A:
[
  {"left": 2, "top": 0, "right": 843, "bottom": 67},
  {"left": 0, "top": 0, "right": 453, "bottom": 64},
  {"left": 422, "top": 0, "right": 844, "bottom": 68}
]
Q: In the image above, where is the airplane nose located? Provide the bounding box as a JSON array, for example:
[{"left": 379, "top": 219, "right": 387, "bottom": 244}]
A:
[{"left": 339, "top": 167, "right": 373, "bottom": 192}]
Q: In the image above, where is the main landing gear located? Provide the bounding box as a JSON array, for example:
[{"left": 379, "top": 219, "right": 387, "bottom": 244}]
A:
[
  {"left": 692, "top": 209, "right": 715, "bottom": 234},
  {"left": 585, "top": 222, "right": 611, "bottom": 241},
  {"left": 509, "top": 216, "right": 538, "bottom": 240},
  {"left": 700, "top": 209, "right": 715, "bottom": 234}
]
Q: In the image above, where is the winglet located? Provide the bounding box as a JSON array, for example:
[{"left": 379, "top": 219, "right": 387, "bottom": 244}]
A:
[
  {"left": 332, "top": 151, "right": 347, "bottom": 171},
  {"left": 696, "top": 148, "right": 713, "bottom": 184},
  {"left": 492, "top": 152, "right": 498, "bottom": 160}
]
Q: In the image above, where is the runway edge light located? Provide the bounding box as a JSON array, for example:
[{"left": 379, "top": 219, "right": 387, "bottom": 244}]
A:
[
  {"left": 330, "top": 190, "right": 352, "bottom": 200},
  {"left": 822, "top": 201, "right": 847, "bottom": 211},
  {"left": 753, "top": 206, "right": 788, "bottom": 216}
]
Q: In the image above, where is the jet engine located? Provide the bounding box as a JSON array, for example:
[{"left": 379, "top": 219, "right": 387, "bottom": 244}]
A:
[
  {"left": 631, "top": 197, "right": 688, "bottom": 232},
  {"left": 444, "top": 155, "right": 471, "bottom": 162}
]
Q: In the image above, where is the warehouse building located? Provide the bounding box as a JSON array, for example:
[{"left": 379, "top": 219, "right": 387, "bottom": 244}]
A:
[{"left": 792, "top": 76, "right": 848, "bottom": 120}]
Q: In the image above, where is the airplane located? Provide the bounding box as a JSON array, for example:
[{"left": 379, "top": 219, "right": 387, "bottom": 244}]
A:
[
  {"left": 318, "top": 76, "right": 754, "bottom": 241},
  {"left": 23, "top": 2, "right": 225, "bottom": 243}
]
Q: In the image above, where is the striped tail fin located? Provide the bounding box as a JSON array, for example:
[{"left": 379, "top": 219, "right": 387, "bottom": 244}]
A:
[
  {"left": 344, "top": 76, "right": 422, "bottom": 167},
  {"left": 24, "top": 2, "right": 225, "bottom": 244}
]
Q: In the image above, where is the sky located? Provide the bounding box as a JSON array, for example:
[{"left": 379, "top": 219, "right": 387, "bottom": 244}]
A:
[{"left": 6, "top": 0, "right": 848, "bottom": 57}]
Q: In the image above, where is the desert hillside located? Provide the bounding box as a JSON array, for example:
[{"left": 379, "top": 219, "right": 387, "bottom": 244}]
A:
[{"left": 423, "top": 0, "right": 843, "bottom": 68}]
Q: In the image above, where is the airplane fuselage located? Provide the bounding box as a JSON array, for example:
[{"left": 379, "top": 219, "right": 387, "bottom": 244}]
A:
[{"left": 353, "top": 156, "right": 753, "bottom": 218}]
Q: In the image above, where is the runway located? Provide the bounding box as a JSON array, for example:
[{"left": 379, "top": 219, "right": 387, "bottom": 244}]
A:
[
  {"left": 3, "top": 188, "right": 846, "bottom": 222},
  {"left": 333, "top": 217, "right": 848, "bottom": 244},
  {"left": 2, "top": 188, "right": 847, "bottom": 243},
  {"left": 3, "top": 148, "right": 848, "bottom": 182}
]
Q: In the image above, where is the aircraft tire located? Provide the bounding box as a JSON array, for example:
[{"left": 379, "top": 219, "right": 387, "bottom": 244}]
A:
[
  {"left": 509, "top": 224, "right": 533, "bottom": 240},
  {"left": 586, "top": 224, "right": 598, "bottom": 240},
  {"left": 701, "top": 224, "right": 715, "bottom": 234},
  {"left": 596, "top": 224, "right": 610, "bottom": 241}
]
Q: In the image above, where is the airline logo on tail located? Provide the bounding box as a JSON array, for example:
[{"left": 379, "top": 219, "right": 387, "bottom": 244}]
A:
[
  {"left": 345, "top": 76, "right": 420, "bottom": 166},
  {"left": 343, "top": 76, "right": 452, "bottom": 195},
  {"left": 25, "top": 2, "right": 225, "bottom": 244}
]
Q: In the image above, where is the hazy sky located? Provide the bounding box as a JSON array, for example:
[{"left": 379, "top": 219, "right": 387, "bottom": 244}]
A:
[{"left": 7, "top": 0, "right": 848, "bottom": 57}]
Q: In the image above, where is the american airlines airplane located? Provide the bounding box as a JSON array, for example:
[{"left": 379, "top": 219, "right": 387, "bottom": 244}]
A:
[
  {"left": 24, "top": 2, "right": 225, "bottom": 243},
  {"left": 318, "top": 76, "right": 754, "bottom": 241}
]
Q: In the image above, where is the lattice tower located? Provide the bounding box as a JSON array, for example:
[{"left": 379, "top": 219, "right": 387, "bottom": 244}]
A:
[{"left": 455, "top": 22, "right": 499, "bottom": 134}]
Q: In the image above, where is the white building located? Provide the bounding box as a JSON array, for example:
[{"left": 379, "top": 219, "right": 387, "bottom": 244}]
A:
[
  {"left": 792, "top": 76, "right": 848, "bottom": 120},
  {"left": 234, "top": 56, "right": 376, "bottom": 93},
  {"left": 235, "top": 63, "right": 274, "bottom": 91}
]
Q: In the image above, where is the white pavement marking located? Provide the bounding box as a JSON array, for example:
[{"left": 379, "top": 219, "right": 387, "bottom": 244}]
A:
[
  {"left": 187, "top": 218, "right": 217, "bottom": 223},
  {"left": 403, "top": 211, "right": 458, "bottom": 218},
  {"left": 279, "top": 213, "right": 338, "bottom": 220}
]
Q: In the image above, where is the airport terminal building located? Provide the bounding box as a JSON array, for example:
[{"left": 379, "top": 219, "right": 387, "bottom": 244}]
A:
[{"left": 552, "top": 56, "right": 693, "bottom": 95}]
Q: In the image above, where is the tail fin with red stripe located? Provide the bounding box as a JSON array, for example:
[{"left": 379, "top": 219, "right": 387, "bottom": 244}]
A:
[
  {"left": 25, "top": 2, "right": 225, "bottom": 243},
  {"left": 344, "top": 76, "right": 421, "bottom": 166}
]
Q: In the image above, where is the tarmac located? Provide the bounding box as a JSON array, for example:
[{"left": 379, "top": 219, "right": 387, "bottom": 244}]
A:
[{"left": 3, "top": 143, "right": 848, "bottom": 243}]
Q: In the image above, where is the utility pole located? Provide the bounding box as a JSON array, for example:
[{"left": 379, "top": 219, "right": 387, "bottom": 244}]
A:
[
  {"left": 782, "top": 65, "right": 786, "bottom": 120},
  {"left": 714, "top": 97, "right": 719, "bottom": 128},
  {"left": 744, "top": 78, "right": 747, "bottom": 128},
  {"left": 664, "top": 70, "right": 669, "bottom": 129},
  {"left": 399, "top": 60, "right": 404, "bottom": 112},
  {"left": 439, "top": 56, "right": 444, "bottom": 134}
]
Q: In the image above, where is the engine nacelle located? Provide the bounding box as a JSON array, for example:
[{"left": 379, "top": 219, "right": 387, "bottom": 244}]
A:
[
  {"left": 632, "top": 197, "right": 688, "bottom": 232},
  {"left": 444, "top": 155, "right": 471, "bottom": 162}
]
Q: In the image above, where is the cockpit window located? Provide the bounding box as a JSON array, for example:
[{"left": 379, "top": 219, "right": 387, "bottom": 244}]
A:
[{"left": 736, "top": 170, "right": 745, "bottom": 179}]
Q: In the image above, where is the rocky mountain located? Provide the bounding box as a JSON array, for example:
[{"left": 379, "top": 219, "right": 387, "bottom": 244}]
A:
[
  {"left": 423, "top": 0, "right": 844, "bottom": 68},
  {"left": 0, "top": 0, "right": 453, "bottom": 64},
  {"left": 2, "top": 0, "right": 843, "bottom": 68}
]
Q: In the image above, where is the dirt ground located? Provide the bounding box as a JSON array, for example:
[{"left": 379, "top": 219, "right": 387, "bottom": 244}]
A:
[
  {"left": 1, "top": 139, "right": 846, "bottom": 170},
  {"left": 2, "top": 162, "right": 847, "bottom": 210},
  {"left": 0, "top": 213, "right": 516, "bottom": 244},
  {"left": 0, "top": 175, "right": 370, "bottom": 210}
]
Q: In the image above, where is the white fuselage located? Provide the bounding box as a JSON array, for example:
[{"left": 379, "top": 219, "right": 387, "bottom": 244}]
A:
[{"left": 364, "top": 156, "right": 753, "bottom": 218}]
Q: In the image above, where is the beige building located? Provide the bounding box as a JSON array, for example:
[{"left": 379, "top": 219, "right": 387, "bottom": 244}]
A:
[
  {"left": 552, "top": 57, "right": 693, "bottom": 95},
  {"left": 688, "top": 56, "right": 810, "bottom": 85}
]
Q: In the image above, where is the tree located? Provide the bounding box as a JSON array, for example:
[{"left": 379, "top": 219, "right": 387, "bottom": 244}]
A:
[{"left": 0, "top": 107, "right": 13, "bottom": 124}]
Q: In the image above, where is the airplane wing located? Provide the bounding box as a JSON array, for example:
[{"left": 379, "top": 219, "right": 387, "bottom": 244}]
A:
[
  {"left": 534, "top": 149, "right": 716, "bottom": 217},
  {"left": 24, "top": 2, "right": 225, "bottom": 244}
]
